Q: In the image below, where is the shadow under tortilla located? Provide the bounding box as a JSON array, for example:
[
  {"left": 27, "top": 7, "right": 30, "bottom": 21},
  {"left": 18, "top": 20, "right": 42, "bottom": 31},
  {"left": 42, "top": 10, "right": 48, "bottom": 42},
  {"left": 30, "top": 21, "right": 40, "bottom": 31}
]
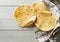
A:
[{"left": 23, "top": 24, "right": 35, "bottom": 28}]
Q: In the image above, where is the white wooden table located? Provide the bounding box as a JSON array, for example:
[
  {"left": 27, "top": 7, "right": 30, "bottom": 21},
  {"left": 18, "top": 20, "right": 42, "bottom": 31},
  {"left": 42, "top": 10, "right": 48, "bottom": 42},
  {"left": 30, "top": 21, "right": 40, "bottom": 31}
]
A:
[{"left": 0, "top": 0, "right": 37, "bottom": 42}]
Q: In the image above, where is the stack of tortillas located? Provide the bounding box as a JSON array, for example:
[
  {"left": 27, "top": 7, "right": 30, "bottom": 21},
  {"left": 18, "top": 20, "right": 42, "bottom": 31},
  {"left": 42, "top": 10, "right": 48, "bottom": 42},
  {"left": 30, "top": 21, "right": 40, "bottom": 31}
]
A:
[
  {"left": 32, "top": 1, "right": 57, "bottom": 31},
  {"left": 14, "top": 1, "right": 57, "bottom": 31}
]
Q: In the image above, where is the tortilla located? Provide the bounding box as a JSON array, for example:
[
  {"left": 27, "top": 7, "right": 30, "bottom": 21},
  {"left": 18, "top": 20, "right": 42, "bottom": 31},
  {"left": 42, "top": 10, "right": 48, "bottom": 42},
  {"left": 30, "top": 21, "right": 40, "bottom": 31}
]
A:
[
  {"left": 34, "top": 11, "right": 57, "bottom": 31},
  {"left": 14, "top": 5, "right": 36, "bottom": 27}
]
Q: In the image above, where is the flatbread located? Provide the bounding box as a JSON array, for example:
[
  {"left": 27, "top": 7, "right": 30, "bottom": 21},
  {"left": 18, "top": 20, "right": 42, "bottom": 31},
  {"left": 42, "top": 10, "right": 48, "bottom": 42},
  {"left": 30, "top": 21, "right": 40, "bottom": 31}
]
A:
[
  {"left": 32, "top": 1, "right": 50, "bottom": 13},
  {"left": 14, "top": 5, "right": 36, "bottom": 27},
  {"left": 34, "top": 11, "right": 57, "bottom": 31}
]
